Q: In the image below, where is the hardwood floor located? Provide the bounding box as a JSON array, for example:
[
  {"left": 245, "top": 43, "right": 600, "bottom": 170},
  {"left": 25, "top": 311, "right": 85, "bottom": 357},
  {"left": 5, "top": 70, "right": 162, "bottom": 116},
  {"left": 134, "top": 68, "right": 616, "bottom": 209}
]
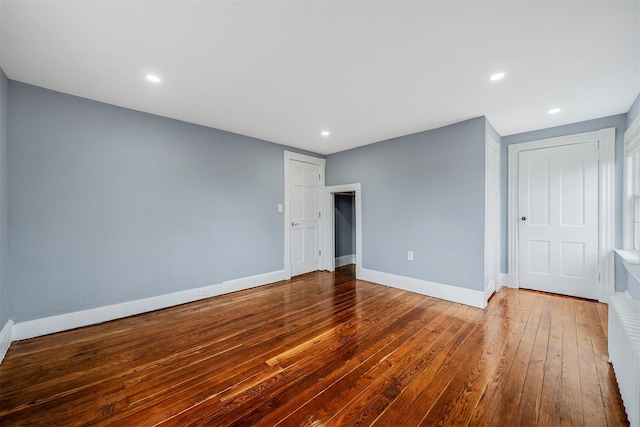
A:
[{"left": 0, "top": 266, "right": 630, "bottom": 426}]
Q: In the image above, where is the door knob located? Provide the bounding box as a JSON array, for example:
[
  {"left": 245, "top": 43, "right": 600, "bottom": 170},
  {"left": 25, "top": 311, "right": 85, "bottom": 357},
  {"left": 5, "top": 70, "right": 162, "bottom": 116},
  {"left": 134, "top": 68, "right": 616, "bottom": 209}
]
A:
[
  {"left": 291, "top": 222, "right": 299, "bottom": 227},
  {"left": 521, "top": 216, "right": 527, "bottom": 221}
]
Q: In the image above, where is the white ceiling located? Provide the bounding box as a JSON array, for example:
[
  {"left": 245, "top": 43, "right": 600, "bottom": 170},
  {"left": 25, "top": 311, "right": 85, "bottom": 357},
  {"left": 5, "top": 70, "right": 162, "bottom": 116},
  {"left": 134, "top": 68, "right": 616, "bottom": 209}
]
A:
[{"left": 1, "top": 1, "right": 638, "bottom": 155}]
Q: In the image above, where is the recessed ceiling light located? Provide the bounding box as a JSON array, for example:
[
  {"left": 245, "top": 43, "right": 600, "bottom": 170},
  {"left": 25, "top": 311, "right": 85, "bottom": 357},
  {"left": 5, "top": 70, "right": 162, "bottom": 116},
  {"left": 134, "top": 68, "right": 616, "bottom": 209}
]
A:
[
  {"left": 146, "top": 74, "right": 161, "bottom": 83},
  {"left": 321, "top": 130, "right": 330, "bottom": 137},
  {"left": 548, "top": 108, "right": 561, "bottom": 114},
  {"left": 489, "top": 72, "right": 505, "bottom": 81}
]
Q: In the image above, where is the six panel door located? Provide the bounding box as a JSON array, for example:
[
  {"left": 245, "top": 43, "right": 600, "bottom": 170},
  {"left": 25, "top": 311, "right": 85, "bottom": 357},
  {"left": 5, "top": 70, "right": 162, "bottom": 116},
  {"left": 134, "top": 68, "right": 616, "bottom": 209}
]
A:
[
  {"left": 518, "top": 141, "right": 599, "bottom": 299},
  {"left": 290, "top": 160, "right": 320, "bottom": 276}
]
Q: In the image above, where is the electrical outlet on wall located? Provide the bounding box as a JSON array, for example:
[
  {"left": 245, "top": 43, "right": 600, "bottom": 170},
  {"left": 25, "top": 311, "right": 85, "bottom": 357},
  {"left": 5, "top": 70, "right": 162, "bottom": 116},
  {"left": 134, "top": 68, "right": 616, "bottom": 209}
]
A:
[{"left": 408, "top": 251, "right": 414, "bottom": 261}]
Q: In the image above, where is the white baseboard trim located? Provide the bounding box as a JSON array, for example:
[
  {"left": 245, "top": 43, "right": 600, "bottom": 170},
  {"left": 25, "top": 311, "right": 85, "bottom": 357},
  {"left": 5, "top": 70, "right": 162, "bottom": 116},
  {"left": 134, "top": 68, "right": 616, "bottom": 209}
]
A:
[
  {"left": 506, "top": 273, "right": 519, "bottom": 288},
  {"left": 12, "top": 269, "right": 286, "bottom": 341},
  {"left": 360, "top": 268, "right": 486, "bottom": 308},
  {"left": 485, "top": 282, "right": 496, "bottom": 301},
  {"left": 614, "top": 290, "right": 633, "bottom": 300},
  {"left": 335, "top": 254, "right": 356, "bottom": 268},
  {"left": 0, "top": 320, "right": 13, "bottom": 363},
  {"left": 498, "top": 273, "right": 508, "bottom": 289},
  {"left": 221, "top": 269, "right": 286, "bottom": 294}
]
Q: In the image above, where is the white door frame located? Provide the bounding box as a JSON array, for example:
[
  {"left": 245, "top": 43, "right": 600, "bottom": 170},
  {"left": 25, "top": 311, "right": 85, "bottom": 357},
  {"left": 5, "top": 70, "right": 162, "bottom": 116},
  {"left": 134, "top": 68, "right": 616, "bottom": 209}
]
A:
[
  {"left": 284, "top": 151, "right": 326, "bottom": 279},
  {"left": 323, "top": 183, "right": 362, "bottom": 279},
  {"left": 507, "top": 128, "right": 615, "bottom": 303},
  {"left": 485, "top": 134, "right": 501, "bottom": 302}
]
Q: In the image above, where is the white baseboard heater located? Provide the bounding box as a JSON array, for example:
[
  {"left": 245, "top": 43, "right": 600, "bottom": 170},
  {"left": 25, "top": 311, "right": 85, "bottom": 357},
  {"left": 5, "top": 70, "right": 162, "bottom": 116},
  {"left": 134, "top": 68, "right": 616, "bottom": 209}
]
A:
[{"left": 608, "top": 296, "right": 640, "bottom": 427}]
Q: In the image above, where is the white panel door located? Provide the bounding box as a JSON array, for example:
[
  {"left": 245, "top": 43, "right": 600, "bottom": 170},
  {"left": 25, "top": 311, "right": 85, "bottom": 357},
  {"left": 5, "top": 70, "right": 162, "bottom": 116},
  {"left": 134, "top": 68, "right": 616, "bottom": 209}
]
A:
[
  {"left": 290, "top": 160, "right": 320, "bottom": 276},
  {"left": 518, "top": 141, "right": 599, "bottom": 299},
  {"left": 485, "top": 137, "right": 500, "bottom": 298}
]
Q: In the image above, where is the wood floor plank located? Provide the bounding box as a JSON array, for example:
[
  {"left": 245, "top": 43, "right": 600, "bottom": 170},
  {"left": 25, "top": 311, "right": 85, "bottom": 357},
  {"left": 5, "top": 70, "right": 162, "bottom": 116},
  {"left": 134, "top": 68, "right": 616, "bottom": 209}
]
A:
[
  {"left": 0, "top": 278, "right": 359, "bottom": 398},
  {"left": 122, "top": 283, "right": 424, "bottom": 426},
  {"left": 468, "top": 289, "right": 543, "bottom": 426},
  {"left": 226, "top": 305, "right": 453, "bottom": 427},
  {"left": 509, "top": 292, "right": 554, "bottom": 426},
  {"left": 560, "top": 297, "right": 584, "bottom": 427},
  {"left": 324, "top": 306, "right": 478, "bottom": 427},
  {"left": 243, "top": 301, "right": 456, "bottom": 426},
  {"left": 370, "top": 291, "right": 511, "bottom": 426},
  {"left": 416, "top": 289, "right": 533, "bottom": 426},
  {"left": 0, "top": 267, "right": 630, "bottom": 426},
  {"left": 537, "top": 295, "right": 565, "bottom": 426},
  {"left": 574, "top": 299, "right": 608, "bottom": 426},
  {"left": 2, "top": 280, "right": 384, "bottom": 422},
  {"left": 103, "top": 287, "right": 399, "bottom": 425},
  {"left": 589, "top": 300, "right": 630, "bottom": 426},
  {"left": 163, "top": 301, "right": 434, "bottom": 426}
]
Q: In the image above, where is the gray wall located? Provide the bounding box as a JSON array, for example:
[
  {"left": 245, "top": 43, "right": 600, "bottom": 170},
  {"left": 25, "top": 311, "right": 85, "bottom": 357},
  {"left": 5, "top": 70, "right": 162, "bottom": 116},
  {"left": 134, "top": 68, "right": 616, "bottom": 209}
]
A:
[
  {"left": 500, "top": 115, "right": 627, "bottom": 287},
  {"left": 5, "top": 79, "right": 638, "bottom": 324},
  {"left": 327, "top": 117, "right": 486, "bottom": 291},
  {"left": 0, "top": 69, "right": 9, "bottom": 327},
  {"left": 8, "top": 82, "right": 320, "bottom": 323},
  {"left": 334, "top": 194, "right": 354, "bottom": 258}
]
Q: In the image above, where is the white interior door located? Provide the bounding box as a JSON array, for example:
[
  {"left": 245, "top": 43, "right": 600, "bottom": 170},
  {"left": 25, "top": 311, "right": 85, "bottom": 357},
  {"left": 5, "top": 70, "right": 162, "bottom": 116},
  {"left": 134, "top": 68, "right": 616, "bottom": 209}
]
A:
[
  {"left": 518, "top": 141, "right": 599, "bottom": 299},
  {"left": 290, "top": 159, "right": 320, "bottom": 276},
  {"left": 485, "top": 136, "right": 500, "bottom": 299}
]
